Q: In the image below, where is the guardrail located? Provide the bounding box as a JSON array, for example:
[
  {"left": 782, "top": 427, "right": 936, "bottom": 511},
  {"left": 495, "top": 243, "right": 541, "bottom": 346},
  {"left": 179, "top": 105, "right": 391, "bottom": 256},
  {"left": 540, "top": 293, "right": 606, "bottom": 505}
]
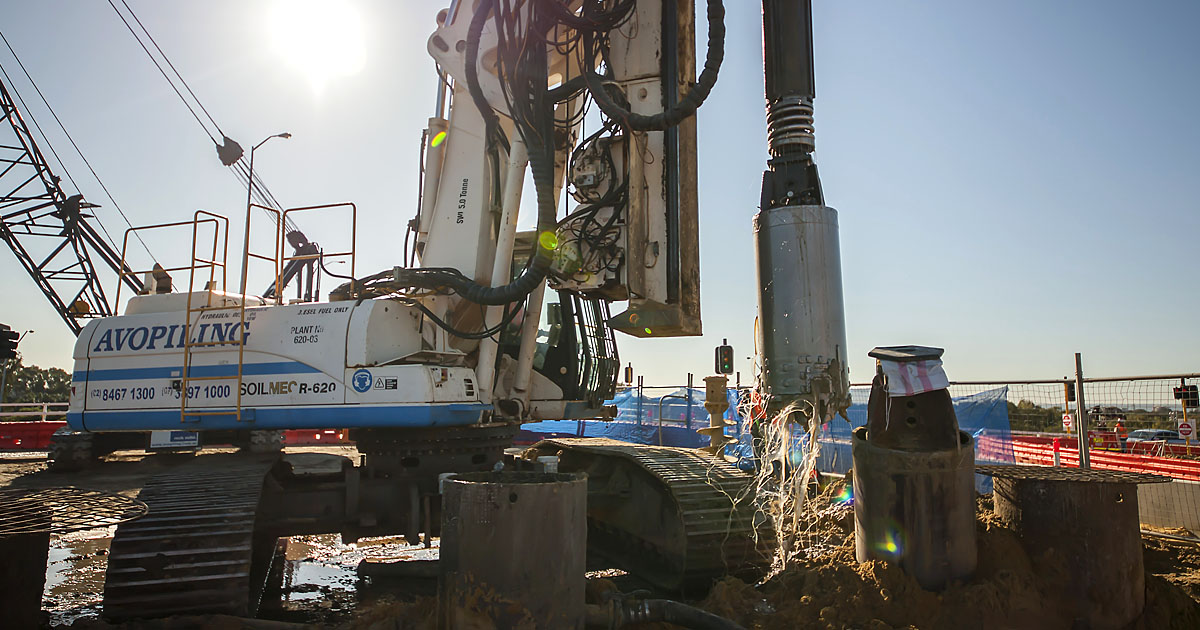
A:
[{"left": 0, "top": 402, "right": 68, "bottom": 422}]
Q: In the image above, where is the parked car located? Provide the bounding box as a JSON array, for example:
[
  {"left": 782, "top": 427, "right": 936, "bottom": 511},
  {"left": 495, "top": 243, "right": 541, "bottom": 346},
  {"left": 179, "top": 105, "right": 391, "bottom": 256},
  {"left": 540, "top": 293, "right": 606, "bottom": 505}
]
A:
[{"left": 1125, "top": 429, "right": 1185, "bottom": 445}]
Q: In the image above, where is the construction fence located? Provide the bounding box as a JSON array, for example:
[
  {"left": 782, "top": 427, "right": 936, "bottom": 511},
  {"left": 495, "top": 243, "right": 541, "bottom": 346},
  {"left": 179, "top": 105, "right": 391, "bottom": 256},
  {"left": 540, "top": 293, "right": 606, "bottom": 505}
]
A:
[{"left": 523, "top": 373, "right": 1200, "bottom": 536}]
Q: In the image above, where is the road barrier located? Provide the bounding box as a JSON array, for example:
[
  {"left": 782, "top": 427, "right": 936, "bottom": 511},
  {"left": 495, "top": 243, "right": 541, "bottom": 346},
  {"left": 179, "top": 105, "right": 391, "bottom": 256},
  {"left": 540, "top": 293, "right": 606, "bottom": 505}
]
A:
[{"left": 0, "top": 421, "right": 65, "bottom": 449}]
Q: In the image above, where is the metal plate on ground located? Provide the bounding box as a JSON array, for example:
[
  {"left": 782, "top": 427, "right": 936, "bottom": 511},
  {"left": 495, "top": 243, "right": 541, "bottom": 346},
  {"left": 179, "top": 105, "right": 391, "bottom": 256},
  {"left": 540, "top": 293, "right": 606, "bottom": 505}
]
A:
[
  {"left": 977, "top": 465, "right": 1170, "bottom": 485},
  {"left": 0, "top": 487, "right": 147, "bottom": 536}
]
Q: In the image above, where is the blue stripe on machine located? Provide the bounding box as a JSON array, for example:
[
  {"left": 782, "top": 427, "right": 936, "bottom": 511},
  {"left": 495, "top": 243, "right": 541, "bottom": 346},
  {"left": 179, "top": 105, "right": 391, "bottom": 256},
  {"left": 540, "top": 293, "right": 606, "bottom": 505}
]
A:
[
  {"left": 67, "top": 402, "right": 489, "bottom": 432},
  {"left": 74, "top": 361, "right": 323, "bottom": 383}
]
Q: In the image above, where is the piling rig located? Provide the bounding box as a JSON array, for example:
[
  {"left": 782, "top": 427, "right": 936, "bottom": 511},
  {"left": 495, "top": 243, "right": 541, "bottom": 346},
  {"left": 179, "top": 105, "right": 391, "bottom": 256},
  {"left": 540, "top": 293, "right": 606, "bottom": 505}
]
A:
[{"left": 56, "top": 0, "right": 850, "bottom": 618}]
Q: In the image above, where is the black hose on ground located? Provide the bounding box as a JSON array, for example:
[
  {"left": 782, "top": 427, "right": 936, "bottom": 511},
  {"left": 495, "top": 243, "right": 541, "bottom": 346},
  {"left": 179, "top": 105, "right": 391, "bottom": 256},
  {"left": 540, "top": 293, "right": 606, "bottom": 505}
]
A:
[
  {"left": 587, "top": 597, "right": 746, "bottom": 630},
  {"left": 626, "top": 599, "right": 746, "bottom": 630}
]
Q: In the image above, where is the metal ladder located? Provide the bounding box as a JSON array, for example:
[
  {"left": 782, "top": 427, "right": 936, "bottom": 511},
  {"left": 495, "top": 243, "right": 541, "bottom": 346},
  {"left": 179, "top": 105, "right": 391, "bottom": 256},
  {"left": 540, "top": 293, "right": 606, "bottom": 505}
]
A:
[
  {"left": 117, "top": 211, "right": 245, "bottom": 424},
  {"left": 177, "top": 211, "right": 247, "bottom": 424}
]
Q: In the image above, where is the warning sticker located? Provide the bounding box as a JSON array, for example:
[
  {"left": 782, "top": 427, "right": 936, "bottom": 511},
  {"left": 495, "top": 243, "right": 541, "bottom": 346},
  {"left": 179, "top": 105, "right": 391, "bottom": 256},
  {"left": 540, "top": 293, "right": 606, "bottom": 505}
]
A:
[{"left": 374, "top": 377, "right": 398, "bottom": 391}]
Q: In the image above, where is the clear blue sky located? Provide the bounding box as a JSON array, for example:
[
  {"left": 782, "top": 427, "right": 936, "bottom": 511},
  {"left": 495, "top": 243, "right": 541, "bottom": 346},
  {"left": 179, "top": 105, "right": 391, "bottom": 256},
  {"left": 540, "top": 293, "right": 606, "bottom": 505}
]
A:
[{"left": 2, "top": 1, "right": 1198, "bottom": 386}]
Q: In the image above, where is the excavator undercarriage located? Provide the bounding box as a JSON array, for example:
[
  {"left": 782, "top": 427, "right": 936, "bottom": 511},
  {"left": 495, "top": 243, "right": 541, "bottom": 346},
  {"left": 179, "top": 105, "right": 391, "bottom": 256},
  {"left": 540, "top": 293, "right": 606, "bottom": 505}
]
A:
[{"left": 101, "top": 432, "right": 772, "bottom": 619}]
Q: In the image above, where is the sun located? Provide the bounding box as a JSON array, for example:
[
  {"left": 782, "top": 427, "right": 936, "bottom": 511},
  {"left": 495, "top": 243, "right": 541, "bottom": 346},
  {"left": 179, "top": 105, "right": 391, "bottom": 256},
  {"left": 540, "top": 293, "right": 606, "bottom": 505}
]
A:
[{"left": 268, "top": 0, "right": 367, "bottom": 93}]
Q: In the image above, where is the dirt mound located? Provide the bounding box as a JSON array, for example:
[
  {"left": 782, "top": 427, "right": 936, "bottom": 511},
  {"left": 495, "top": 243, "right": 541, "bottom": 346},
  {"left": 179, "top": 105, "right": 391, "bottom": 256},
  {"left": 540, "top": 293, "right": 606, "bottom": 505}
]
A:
[
  {"left": 1142, "top": 532, "right": 1200, "bottom": 604},
  {"left": 696, "top": 487, "right": 1200, "bottom": 630}
]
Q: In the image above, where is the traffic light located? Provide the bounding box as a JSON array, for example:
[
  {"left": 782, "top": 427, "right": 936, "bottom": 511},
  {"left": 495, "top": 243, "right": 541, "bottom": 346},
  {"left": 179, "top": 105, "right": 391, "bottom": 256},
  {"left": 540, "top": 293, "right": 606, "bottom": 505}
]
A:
[
  {"left": 715, "top": 339, "right": 734, "bottom": 375},
  {"left": 1174, "top": 385, "right": 1198, "bottom": 409},
  {"left": 0, "top": 324, "right": 18, "bottom": 360},
  {"left": 623, "top": 363, "right": 634, "bottom": 384},
  {"left": 1064, "top": 382, "right": 1075, "bottom": 402}
]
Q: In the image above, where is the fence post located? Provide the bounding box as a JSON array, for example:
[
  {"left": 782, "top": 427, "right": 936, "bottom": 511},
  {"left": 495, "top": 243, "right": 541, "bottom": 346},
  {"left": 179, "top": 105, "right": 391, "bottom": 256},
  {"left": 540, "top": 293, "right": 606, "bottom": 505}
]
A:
[
  {"left": 636, "top": 376, "right": 644, "bottom": 425},
  {"left": 1182, "top": 378, "right": 1191, "bottom": 447},
  {"left": 685, "top": 373, "right": 693, "bottom": 430},
  {"left": 1074, "top": 353, "right": 1090, "bottom": 469},
  {"left": 40, "top": 403, "right": 47, "bottom": 423}
]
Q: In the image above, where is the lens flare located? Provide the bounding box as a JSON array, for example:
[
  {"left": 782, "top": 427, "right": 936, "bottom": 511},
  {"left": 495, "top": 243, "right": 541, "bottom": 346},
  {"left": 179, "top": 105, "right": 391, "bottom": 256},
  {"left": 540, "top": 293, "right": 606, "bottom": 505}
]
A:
[
  {"left": 538, "top": 231, "right": 559, "bottom": 251},
  {"left": 874, "top": 523, "right": 905, "bottom": 558},
  {"left": 431, "top": 131, "right": 447, "bottom": 147},
  {"left": 644, "top": 328, "right": 653, "bottom": 335},
  {"left": 834, "top": 486, "right": 853, "bottom": 505}
]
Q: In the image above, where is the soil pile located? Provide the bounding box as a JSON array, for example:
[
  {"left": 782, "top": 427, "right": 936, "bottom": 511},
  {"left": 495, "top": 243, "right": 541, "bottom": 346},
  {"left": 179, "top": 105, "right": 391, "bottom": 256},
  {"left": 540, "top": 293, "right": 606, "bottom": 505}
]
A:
[
  {"left": 697, "top": 488, "right": 1200, "bottom": 630},
  {"left": 1142, "top": 527, "right": 1200, "bottom": 602}
]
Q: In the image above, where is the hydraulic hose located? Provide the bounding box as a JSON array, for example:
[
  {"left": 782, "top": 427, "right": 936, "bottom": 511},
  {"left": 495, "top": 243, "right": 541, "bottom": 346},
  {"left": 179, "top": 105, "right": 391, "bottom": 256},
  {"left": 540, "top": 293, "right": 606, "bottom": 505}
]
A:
[
  {"left": 389, "top": 0, "right": 556, "bottom": 306},
  {"left": 457, "top": 0, "right": 556, "bottom": 304},
  {"left": 582, "top": 0, "right": 725, "bottom": 132},
  {"left": 392, "top": 0, "right": 724, "bottom": 306}
]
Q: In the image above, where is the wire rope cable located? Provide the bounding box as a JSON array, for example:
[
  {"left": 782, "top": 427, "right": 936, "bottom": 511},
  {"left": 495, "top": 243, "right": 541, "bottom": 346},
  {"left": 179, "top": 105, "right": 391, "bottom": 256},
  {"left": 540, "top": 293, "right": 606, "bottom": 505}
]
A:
[
  {"left": 0, "top": 30, "right": 151, "bottom": 259},
  {"left": 106, "top": 0, "right": 295, "bottom": 232}
]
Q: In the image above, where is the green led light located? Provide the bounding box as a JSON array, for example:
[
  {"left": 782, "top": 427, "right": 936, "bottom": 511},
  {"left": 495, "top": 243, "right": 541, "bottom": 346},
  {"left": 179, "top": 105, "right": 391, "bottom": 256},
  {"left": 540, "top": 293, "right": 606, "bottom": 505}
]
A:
[
  {"left": 431, "top": 131, "right": 448, "bottom": 147},
  {"left": 539, "top": 231, "right": 559, "bottom": 251}
]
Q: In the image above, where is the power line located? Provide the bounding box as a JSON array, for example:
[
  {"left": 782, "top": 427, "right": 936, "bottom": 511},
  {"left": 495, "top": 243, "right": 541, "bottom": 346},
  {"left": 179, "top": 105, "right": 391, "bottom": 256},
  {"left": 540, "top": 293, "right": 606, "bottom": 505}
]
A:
[
  {"left": 0, "top": 30, "right": 152, "bottom": 260},
  {"left": 118, "top": 0, "right": 227, "bottom": 140},
  {"left": 107, "top": 0, "right": 295, "bottom": 232},
  {"left": 105, "top": 0, "right": 217, "bottom": 143},
  {"left": 0, "top": 59, "right": 79, "bottom": 193}
]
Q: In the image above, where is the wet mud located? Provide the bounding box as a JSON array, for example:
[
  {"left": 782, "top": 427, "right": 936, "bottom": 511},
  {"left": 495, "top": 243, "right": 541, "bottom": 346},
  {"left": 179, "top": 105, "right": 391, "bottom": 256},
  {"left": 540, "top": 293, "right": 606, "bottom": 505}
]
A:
[{"left": 5, "top": 453, "right": 1200, "bottom": 628}]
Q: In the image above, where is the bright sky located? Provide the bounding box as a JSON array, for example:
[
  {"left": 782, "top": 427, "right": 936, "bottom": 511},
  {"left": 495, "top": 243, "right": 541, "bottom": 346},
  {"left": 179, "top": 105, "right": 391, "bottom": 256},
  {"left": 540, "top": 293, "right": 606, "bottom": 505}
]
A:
[{"left": 2, "top": 1, "right": 1198, "bottom": 387}]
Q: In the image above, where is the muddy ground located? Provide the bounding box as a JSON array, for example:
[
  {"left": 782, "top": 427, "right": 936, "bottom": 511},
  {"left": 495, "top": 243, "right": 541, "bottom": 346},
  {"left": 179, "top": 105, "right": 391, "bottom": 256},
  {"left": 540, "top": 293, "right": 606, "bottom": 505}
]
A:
[
  {"left": 694, "top": 491, "right": 1200, "bottom": 630},
  {"left": 3, "top": 449, "right": 1200, "bottom": 629}
]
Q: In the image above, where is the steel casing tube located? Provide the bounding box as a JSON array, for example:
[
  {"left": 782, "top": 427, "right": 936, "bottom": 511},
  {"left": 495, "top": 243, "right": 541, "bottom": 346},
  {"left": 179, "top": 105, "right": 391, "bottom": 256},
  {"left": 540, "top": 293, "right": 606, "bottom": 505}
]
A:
[
  {"left": 438, "top": 471, "right": 587, "bottom": 629},
  {"left": 852, "top": 427, "right": 978, "bottom": 590},
  {"left": 753, "top": 204, "right": 850, "bottom": 419}
]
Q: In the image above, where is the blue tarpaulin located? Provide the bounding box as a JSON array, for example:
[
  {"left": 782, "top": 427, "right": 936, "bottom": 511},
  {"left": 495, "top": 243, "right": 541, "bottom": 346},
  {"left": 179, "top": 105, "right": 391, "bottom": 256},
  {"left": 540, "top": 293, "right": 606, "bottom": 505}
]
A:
[
  {"left": 516, "top": 386, "right": 742, "bottom": 448},
  {"left": 519, "top": 385, "right": 1014, "bottom": 492}
]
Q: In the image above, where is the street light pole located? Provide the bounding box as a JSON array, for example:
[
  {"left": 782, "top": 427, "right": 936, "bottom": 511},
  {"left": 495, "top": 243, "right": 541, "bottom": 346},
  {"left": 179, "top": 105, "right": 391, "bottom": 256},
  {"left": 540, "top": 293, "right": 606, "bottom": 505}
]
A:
[{"left": 238, "top": 133, "right": 291, "bottom": 296}]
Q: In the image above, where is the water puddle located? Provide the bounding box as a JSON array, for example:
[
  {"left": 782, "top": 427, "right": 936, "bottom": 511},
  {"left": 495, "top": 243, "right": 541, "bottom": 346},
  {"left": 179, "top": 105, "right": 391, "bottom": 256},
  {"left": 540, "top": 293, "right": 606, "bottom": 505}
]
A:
[
  {"left": 43, "top": 526, "right": 114, "bottom": 626},
  {"left": 266, "top": 534, "right": 440, "bottom": 623},
  {"left": 41, "top": 528, "right": 442, "bottom": 626}
]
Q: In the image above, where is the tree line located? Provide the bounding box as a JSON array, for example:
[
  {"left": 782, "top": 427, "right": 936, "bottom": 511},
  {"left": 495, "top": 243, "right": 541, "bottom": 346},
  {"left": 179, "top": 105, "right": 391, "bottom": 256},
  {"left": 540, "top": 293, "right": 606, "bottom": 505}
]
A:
[
  {"left": 1, "top": 358, "right": 71, "bottom": 405},
  {"left": 1007, "top": 399, "right": 1176, "bottom": 433}
]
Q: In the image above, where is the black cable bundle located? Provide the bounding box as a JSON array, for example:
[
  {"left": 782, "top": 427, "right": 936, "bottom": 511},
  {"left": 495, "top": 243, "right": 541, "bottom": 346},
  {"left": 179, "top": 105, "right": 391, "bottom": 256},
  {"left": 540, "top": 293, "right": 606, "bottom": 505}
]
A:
[
  {"left": 346, "top": 0, "right": 725, "bottom": 338},
  {"left": 582, "top": 0, "right": 725, "bottom": 131}
]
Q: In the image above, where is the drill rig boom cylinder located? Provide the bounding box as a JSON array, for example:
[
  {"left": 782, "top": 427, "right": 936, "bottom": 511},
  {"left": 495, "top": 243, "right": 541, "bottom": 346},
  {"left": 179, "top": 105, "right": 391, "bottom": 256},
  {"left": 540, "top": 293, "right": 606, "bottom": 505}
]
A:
[{"left": 476, "top": 139, "right": 528, "bottom": 404}]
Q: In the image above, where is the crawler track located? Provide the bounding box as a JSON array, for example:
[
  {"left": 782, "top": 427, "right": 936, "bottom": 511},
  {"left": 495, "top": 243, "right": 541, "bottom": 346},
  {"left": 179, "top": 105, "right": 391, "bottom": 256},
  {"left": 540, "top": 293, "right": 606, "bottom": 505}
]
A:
[
  {"left": 103, "top": 454, "right": 278, "bottom": 621},
  {"left": 529, "top": 438, "right": 771, "bottom": 591}
]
